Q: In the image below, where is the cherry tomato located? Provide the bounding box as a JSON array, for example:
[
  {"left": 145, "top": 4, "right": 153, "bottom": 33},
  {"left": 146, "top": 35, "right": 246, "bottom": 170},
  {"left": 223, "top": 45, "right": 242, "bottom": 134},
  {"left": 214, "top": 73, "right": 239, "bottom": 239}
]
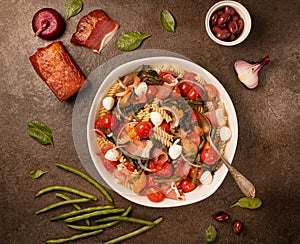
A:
[
  {"left": 179, "top": 179, "right": 197, "bottom": 193},
  {"left": 146, "top": 188, "right": 165, "bottom": 202},
  {"left": 187, "top": 130, "right": 201, "bottom": 147},
  {"left": 95, "top": 114, "right": 117, "bottom": 131},
  {"left": 178, "top": 82, "right": 192, "bottom": 97},
  {"left": 188, "top": 167, "right": 202, "bottom": 180},
  {"left": 187, "top": 86, "right": 204, "bottom": 101},
  {"left": 159, "top": 121, "right": 170, "bottom": 134},
  {"left": 204, "top": 84, "right": 218, "bottom": 100},
  {"left": 201, "top": 148, "right": 219, "bottom": 165},
  {"left": 170, "top": 86, "right": 182, "bottom": 98},
  {"left": 135, "top": 121, "right": 152, "bottom": 138},
  {"left": 156, "top": 163, "right": 173, "bottom": 178},
  {"left": 146, "top": 85, "right": 158, "bottom": 100},
  {"left": 159, "top": 71, "right": 177, "bottom": 79}
]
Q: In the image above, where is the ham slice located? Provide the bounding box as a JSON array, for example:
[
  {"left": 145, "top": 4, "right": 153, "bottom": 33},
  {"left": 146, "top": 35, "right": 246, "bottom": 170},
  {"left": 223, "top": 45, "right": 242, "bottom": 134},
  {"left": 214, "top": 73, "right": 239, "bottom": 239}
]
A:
[
  {"left": 71, "top": 9, "right": 119, "bottom": 53},
  {"left": 150, "top": 147, "right": 168, "bottom": 166}
]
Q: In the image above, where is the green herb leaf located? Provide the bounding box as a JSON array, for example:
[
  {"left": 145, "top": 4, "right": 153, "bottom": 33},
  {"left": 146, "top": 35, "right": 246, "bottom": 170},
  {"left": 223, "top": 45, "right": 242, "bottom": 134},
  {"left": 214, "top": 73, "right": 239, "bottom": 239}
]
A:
[
  {"left": 27, "top": 120, "right": 54, "bottom": 146},
  {"left": 230, "top": 197, "right": 262, "bottom": 209},
  {"left": 29, "top": 170, "right": 49, "bottom": 179},
  {"left": 65, "top": 0, "right": 83, "bottom": 20},
  {"left": 117, "top": 31, "right": 151, "bottom": 51},
  {"left": 205, "top": 224, "right": 217, "bottom": 243},
  {"left": 160, "top": 10, "right": 176, "bottom": 32}
]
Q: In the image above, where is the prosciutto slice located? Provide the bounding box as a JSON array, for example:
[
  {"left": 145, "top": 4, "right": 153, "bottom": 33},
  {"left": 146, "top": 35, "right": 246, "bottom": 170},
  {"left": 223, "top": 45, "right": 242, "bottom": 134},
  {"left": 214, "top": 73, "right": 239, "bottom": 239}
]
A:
[{"left": 71, "top": 9, "right": 119, "bottom": 53}]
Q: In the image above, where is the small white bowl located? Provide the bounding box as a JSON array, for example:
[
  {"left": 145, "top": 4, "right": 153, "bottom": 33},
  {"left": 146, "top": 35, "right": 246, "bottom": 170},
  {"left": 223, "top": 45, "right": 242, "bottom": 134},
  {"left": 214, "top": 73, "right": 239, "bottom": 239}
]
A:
[{"left": 205, "top": 0, "right": 251, "bottom": 46}]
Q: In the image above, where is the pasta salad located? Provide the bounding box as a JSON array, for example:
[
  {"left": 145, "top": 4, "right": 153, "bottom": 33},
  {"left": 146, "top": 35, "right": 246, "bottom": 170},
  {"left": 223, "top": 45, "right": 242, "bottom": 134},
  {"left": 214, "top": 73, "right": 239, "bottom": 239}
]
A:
[{"left": 93, "top": 64, "right": 231, "bottom": 203}]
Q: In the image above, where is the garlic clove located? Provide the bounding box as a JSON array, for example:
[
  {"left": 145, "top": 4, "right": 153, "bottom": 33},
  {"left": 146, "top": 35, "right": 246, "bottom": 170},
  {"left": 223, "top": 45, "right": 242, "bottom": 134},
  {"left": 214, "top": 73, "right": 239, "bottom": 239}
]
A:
[
  {"left": 104, "top": 148, "right": 119, "bottom": 161},
  {"left": 169, "top": 144, "right": 182, "bottom": 160},
  {"left": 134, "top": 81, "right": 147, "bottom": 97},
  {"left": 150, "top": 112, "right": 163, "bottom": 126},
  {"left": 220, "top": 126, "right": 232, "bottom": 141},
  {"left": 102, "top": 97, "right": 115, "bottom": 110},
  {"left": 200, "top": 171, "right": 213, "bottom": 185}
]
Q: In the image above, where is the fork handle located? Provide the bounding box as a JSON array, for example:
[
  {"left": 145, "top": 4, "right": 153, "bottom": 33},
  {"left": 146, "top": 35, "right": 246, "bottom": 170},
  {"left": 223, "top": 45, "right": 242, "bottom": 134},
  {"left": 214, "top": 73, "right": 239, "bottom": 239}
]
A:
[{"left": 209, "top": 139, "right": 256, "bottom": 198}]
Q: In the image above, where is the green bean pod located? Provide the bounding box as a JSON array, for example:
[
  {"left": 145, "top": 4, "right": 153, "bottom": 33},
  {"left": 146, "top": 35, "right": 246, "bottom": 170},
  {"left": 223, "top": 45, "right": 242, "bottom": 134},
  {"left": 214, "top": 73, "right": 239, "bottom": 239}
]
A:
[
  {"left": 46, "top": 229, "right": 103, "bottom": 244},
  {"left": 95, "top": 216, "right": 155, "bottom": 226},
  {"left": 103, "top": 217, "right": 163, "bottom": 244},
  {"left": 35, "top": 198, "right": 90, "bottom": 215},
  {"left": 55, "top": 163, "right": 113, "bottom": 203},
  {"left": 51, "top": 205, "right": 115, "bottom": 221},
  {"left": 67, "top": 206, "right": 132, "bottom": 231},
  {"left": 64, "top": 208, "right": 125, "bottom": 223},
  {"left": 55, "top": 193, "right": 90, "bottom": 226},
  {"left": 35, "top": 185, "right": 97, "bottom": 201}
]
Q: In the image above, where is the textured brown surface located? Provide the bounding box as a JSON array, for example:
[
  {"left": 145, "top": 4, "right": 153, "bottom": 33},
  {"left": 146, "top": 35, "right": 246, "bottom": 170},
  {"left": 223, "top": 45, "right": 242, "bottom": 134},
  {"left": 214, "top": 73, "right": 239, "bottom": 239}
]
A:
[{"left": 1, "top": 0, "right": 299, "bottom": 243}]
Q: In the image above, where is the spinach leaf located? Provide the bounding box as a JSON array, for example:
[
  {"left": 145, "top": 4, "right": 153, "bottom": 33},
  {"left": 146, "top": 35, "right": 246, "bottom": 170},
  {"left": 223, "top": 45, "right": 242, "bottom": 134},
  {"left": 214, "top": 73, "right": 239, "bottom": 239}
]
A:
[
  {"left": 27, "top": 120, "right": 54, "bottom": 146},
  {"left": 205, "top": 224, "right": 217, "bottom": 243},
  {"left": 29, "top": 170, "right": 49, "bottom": 179},
  {"left": 230, "top": 197, "right": 262, "bottom": 209},
  {"left": 65, "top": 0, "right": 83, "bottom": 20},
  {"left": 117, "top": 31, "right": 151, "bottom": 51},
  {"left": 160, "top": 10, "right": 176, "bottom": 32}
]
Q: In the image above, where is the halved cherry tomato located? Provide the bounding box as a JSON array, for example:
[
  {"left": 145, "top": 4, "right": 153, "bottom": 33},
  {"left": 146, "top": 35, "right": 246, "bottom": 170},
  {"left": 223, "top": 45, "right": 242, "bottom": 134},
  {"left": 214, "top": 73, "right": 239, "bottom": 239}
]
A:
[
  {"left": 95, "top": 114, "right": 117, "bottom": 131},
  {"left": 201, "top": 148, "right": 219, "bottom": 165},
  {"left": 159, "top": 121, "right": 170, "bottom": 133},
  {"left": 170, "top": 86, "right": 182, "bottom": 98},
  {"left": 146, "top": 85, "right": 158, "bottom": 100},
  {"left": 178, "top": 82, "right": 192, "bottom": 96},
  {"left": 159, "top": 71, "right": 178, "bottom": 79},
  {"left": 188, "top": 167, "right": 202, "bottom": 180},
  {"left": 179, "top": 179, "right": 197, "bottom": 193},
  {"left": 187, "top": 86, "right": 204, "bottom": 101},
  {"left": 156, "top": 163, "right": 173, "bottom": 178},
  {"left": 148, "top": 160, "right": 161, "bottom": 173},
  {"left": 135, "top": 121, "right": 152, "bottom": 138},
  {"left": 146, "top": 188, "right": 165, "bottom": 202}
]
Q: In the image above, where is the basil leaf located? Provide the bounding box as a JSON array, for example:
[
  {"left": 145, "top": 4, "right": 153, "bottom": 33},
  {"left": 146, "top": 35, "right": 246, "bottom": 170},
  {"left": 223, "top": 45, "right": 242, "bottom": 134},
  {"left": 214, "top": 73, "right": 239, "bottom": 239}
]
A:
[
  {"left": 230, "top": 197, "right": 262, "bottom": 209},
  {"left": 117, "top": 31, "right": 151, "bottom": 51},
  {"left": 65, "top": 0, "right": 83, "bottom": 20},
  {"left": 205, "top": 224, "right": 217, "bottom": 243},
  {"left": 160, "top": 10, "right": 176, "bottom": 32},
  {"left": 29, "top": 170, "right": 49, "bottom": 179},
  {"left": 27, "top": 120, "right": 54, "bottom": 146}
]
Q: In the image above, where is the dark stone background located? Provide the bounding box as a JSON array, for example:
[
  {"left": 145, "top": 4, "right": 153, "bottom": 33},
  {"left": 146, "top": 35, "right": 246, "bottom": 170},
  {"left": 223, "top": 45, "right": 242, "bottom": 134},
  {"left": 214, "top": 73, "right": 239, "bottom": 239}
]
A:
[{"left": 1, "top": 0, "right": 299, "bottom": 243}]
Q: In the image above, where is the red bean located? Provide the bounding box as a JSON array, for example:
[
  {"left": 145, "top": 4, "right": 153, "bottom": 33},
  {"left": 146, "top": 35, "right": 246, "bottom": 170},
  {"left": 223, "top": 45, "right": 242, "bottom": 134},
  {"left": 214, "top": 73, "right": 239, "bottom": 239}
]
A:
[
  {"left": 228, "top": 33, "right": 236, "bottom": 41},
  {"left": 213, "top": 211, "right": 230, "bottom": 222},
  {"left": 225, "top": 6, "right": 236, "bottom": 15},
  {"left": 228, "top": 20, "right": 238, "bottom": 33},
  {"left": 216, "top": 29, "right": 230, "bottom": 40},
  {"left": 210, "top": 13, "right": 219, "bottom": 26},
  {"left": 218, "top": 13, "right": 231, "bottom": 25},
  {"left": 236, "top": 18, "right": 244, "bottom": 34},
  {"left": 233, "top": 220, "right": 243, "bottom": 235},
  {"left": 212, "top": 26, "right": 221, "bottom": 34}
]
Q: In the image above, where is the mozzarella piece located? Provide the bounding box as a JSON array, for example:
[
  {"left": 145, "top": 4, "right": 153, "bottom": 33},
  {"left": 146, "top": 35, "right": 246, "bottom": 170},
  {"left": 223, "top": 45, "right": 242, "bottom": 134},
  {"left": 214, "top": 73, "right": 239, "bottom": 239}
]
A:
[
  {"left": 102, "top": 97, "right": 115, "bottom": 110},
  {"left": 200, "top": 171, "right": 213, "bottom": 185},
  {"left": 134, "top": 82, "right": 147, "bottom": 97},
  {"left": 104, "top": 148, "right": 119, "bottom": 161},
  {"left": 150, "top": 112, "right": 163, "bottom": 126},
  {"left": 220, "top": 126, "right": 232, "bottom": 141},
  {"left": 169, "top": 144, "right": 182, "bottom": 160}
]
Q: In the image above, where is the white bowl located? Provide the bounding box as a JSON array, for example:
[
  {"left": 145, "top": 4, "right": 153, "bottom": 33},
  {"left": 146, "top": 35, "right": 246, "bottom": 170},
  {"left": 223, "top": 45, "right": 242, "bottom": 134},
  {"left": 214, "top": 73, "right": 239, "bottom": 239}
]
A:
[
  {"left": 205, "top": 0, "right": 251, "bottom": 46},
  {"left": 87, "top": 56, "right": 238, "bottom": 208}
]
